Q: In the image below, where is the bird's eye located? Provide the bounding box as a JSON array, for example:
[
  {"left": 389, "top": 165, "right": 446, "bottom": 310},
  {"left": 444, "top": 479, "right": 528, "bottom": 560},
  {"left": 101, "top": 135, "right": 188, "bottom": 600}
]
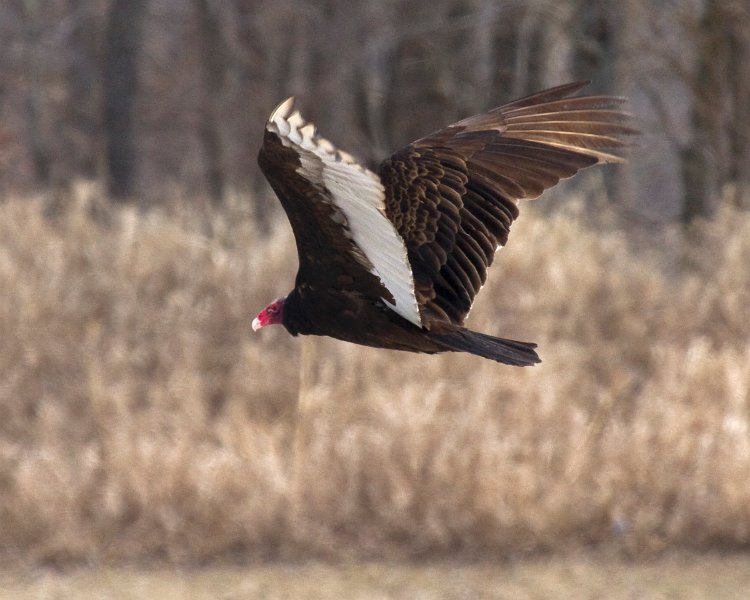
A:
[{"left": 267, "top": 306, "right": 277, "bottom": 314}]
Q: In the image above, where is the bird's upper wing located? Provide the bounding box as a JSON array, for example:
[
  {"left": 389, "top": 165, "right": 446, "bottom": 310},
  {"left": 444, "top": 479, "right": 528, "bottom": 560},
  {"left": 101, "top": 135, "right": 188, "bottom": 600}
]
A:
[
  {"left": 258, "top": 99, "right": 423, "bottom": 326},
  {"left": 378, "top": 81, "right": 636, "bottom": 327}
]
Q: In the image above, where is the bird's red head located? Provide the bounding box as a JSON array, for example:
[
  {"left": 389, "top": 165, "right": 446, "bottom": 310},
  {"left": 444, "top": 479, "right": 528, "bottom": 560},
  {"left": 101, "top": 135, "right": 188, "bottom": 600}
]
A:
[{"left": 252, "top": 297, "right": 286, "bottom": 331}]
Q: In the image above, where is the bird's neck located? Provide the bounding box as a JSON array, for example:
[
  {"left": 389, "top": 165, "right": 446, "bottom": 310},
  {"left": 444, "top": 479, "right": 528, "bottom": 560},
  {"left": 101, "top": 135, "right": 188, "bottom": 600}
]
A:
[{"left": 281, "top": 288, "right": 309, "bottom": 336}]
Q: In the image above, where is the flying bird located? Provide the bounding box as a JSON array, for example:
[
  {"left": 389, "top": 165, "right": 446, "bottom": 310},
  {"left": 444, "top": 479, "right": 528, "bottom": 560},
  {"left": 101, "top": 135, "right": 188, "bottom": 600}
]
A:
[{"left": 253, "top": 82, "right": 634, "bottom": 366}]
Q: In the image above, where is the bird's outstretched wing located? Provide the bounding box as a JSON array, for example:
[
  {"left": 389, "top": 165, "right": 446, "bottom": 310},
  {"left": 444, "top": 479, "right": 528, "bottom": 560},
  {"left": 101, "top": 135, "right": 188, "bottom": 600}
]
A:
[
  {"left": 258, "top": 99, "right": 422, "bottom": 326},
  {"left": 378, "top": 81, "right": 636, "bottom": 327}
]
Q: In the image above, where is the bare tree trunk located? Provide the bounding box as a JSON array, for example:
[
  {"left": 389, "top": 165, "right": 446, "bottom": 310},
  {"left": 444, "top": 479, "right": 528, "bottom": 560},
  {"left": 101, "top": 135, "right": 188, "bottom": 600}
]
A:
[
  {"left": 65, "top": 0, "right": 99, "bottom": 182},
  {"left": 572, "top": 0, "right": 623, "bottom": 202},
  {"left": 512, "top": 5, "right": 544, "bottom": 97},
  {"left": 680, "top": 0, "right": 719, "bottom": 224},
  {"left": 20, "top": 0, "right": 51, "bottom": 187},
  {"left": 470, "top": 0, "right": 496, "bottom": 108},
  {"left": 573, "top": 0, "right": 620, "bottom": 93},
  {"left": 103, "top": 0, "right": 147, "bottom": 202},
  {"left": 611, "top": 0, "right": 637, "bottom": 208},
  {"left": 722, "top": 1, "right": 750, "bottom": 211},
  {"left": 194, "top": 0, "right": 227, "bottom": 206},
  {"left": 356, "top": 3, "right": 395, "bottom": 160},
  {"left": 680, "top": 142, "right": 709, "bottom": 225}
]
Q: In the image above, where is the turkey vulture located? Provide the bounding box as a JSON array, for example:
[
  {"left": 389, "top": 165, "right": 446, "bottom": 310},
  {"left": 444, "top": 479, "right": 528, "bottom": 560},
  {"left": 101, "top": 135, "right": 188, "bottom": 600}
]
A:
[{"left": 253, "top": 82, "right": 634, "bottom": 366}]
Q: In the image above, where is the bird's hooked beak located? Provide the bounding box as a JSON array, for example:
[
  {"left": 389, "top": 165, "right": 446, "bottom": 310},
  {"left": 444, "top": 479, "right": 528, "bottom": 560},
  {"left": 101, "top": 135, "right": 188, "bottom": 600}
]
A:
[{"left": 253, "top": 297, "right": 285, "bottom": 332}]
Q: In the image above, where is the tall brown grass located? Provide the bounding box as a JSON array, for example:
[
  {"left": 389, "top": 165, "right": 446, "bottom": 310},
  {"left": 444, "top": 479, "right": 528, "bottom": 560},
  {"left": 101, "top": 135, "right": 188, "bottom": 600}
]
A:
[{"left": 1, "top": 183, "right": 749, "bottom": 566}]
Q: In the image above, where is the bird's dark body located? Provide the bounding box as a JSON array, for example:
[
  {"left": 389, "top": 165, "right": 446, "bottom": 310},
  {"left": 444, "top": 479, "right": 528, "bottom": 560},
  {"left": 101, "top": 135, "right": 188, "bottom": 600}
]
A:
[
  {"left": 281, "top": 286, "right": 541, "bottom": 366},
  {"left": 256, "top": 82, "right": 635, "bottom": 365},
  {"left": 282, "top": 286, "right": 445, "bottom": 352}
]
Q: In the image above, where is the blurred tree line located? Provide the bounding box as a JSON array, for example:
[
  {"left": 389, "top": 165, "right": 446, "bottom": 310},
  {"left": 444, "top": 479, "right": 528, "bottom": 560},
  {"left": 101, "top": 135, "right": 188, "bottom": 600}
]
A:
[{"left": 1, "top": 0, "right": 748, "bottom": 224}]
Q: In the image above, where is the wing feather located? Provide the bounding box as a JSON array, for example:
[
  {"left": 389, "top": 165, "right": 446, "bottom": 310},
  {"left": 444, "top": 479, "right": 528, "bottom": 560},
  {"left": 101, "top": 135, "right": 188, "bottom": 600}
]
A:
[
  {"left": 259, "top": 98, "right": 422, "bottom": 326},
  {"left": 379, "top": 81, "right": 636, "bottom": 326},
  {"left": 260, "top": 82, "right": 635, "bottom": 331}
]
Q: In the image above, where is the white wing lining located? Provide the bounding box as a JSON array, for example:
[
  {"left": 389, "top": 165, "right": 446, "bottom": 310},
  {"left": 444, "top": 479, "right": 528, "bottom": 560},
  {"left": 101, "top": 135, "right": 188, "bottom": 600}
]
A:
[{"left": 266, "top": 98, "right": 423, "bottom": 328}]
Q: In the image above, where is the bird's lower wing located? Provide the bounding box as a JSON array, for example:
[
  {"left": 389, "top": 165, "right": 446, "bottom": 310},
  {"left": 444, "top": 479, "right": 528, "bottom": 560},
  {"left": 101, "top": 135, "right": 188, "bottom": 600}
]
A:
[{"left": 258, "top": 99, "right": 423, "bottom": 327}]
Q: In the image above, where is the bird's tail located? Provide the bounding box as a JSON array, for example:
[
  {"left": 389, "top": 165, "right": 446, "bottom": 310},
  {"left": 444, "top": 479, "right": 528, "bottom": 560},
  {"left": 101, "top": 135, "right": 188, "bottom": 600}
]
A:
[{"left": 430, "top": 328, "right": 541, "bottom": 367}]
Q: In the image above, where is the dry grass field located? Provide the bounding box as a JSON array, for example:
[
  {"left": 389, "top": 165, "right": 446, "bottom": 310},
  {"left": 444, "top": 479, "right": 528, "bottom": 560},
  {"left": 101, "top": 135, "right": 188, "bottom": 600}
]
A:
[
  {"left": 1, "top": 183, "right": 749, "bottom": 572},
  {"left": 4, "top": 554, "right": 750, "bottom": 599}
]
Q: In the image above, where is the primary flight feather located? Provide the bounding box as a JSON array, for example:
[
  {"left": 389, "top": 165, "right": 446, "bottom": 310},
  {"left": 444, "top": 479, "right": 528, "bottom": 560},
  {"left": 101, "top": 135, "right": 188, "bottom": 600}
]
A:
[{"left": 253, "top": 82, "right": 635, "bottom": 366}]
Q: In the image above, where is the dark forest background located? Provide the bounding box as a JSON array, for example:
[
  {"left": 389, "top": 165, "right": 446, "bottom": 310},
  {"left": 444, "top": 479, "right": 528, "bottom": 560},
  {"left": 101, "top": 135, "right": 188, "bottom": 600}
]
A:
[{"left": 2, "top": 0, "right": 748, "bottom": 225}]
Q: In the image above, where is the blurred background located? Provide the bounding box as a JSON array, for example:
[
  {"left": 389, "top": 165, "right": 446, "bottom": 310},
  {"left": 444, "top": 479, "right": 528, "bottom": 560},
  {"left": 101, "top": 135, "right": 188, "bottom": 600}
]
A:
[
  {"left": 1, "top": 0, "right": 750, "bottom": 597},
  {"left": 4, "top": 0, "right": 749, "bottom": 218}
]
